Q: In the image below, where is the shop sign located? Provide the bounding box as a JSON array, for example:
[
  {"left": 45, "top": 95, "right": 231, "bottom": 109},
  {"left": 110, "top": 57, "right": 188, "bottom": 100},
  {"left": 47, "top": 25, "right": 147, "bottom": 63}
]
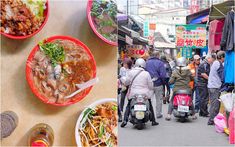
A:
[
  {"left": 131, "top": 31, "right": 140, "bottom": 38},
  {"left": 190, "top": 0, "right": 199, "bottom": 14},
  {"left": 126, "top": 45, "right": 146, "bottom": 58},
  {"left": 148, "top": 18, "right": 156, "bottom": 45},
  {"left": 125, "top": 35, "right": 133, "bottom": 45},
  {"left": 176, "top": 24, "right": 206, "bottom": 48},
  {"left": 181, "top": 47, "right": 192, "bottom": 58},
  {"left": 143, "top": 18, "right": 156, "bottom": 37},
  {"left": 149, "top": 17, "right": 156, "bottom": 31},
  {"left": 143, "top": 20, "right": 149, "bottom": 37},
  {"left": 148, "top": 31, "right": 155, "bottom": 46}
]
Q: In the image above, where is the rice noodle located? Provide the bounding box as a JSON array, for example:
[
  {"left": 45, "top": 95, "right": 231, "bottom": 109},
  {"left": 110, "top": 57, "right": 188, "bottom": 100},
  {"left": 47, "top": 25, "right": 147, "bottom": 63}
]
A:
[
  {"left": 79, "top": 102, "right": 117, "bottom": 147},
  {"left": 88, "top": 118, "right": 98, "bottom": 134}
]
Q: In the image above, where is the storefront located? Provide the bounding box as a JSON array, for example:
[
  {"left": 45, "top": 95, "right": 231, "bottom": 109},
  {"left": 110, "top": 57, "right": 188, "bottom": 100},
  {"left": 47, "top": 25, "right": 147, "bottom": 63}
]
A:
[
  {"left": 118, "top": 21, "right": 149, "bottom": 61},
  {"left": 204, "top": 0, "right": 234, "bottom": 144}
]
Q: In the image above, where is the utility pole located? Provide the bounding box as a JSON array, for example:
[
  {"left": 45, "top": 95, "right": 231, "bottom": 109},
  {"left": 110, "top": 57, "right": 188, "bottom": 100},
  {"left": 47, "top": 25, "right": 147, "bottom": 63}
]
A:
[{"left": 127, "top": 0, "right": 129, "bottom": 15}]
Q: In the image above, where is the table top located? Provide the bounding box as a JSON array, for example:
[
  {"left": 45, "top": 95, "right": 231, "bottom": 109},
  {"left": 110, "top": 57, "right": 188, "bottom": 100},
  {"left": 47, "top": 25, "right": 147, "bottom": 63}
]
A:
[{"left": 1, "top": 0, "right": 117, "bottom": 146}]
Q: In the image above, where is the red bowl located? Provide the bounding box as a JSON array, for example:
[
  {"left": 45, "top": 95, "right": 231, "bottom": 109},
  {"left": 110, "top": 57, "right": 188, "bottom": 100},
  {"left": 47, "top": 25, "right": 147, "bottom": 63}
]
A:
[
  {"left": 86, "top": 0, "right": 117, "bottom": 46},
  {"left": 0, "top": 0, "right": 49, "bottom": 39},
  {"left": 26, "top": 36, "right": 97, "bottom": 106}
]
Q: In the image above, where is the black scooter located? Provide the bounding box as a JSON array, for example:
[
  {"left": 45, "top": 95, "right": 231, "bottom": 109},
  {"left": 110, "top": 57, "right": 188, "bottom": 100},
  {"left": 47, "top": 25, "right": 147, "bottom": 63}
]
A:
[{"left": 129, "top": 94, "right": 151, "bottom": 130}]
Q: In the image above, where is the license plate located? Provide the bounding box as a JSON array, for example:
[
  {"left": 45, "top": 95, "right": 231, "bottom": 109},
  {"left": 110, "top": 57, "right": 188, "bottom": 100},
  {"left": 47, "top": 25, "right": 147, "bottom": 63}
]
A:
[
  {"left": 136, "top": 111, "right": 145, "bottom": 119},
  {"left": 134, "top": 105, "right": 146, "bottom": 111},
  {"left": 177, "top": 105, "right": 189, "bottom": 112}
]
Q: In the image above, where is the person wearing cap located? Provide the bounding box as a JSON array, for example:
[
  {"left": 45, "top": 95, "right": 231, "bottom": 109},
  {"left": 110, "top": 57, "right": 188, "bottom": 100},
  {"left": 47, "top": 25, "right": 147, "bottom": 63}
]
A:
[
  {"left": 197, "top": 54, "right": 216, "bottom": 117},
  {"left": 207, "top": 51, "right": 225, "bottom": 125},
  {"left": 188, "top": 54, "right": 201, "bottom": 113}
]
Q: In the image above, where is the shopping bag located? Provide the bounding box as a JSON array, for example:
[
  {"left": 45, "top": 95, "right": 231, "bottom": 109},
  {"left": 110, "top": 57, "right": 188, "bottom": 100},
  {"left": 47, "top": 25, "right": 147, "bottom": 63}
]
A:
[
  {"left": 229, "top": 108, "right": 235, "bottom": 144},
  {"left": 214, "top": 113, "right": 227, "bottom": 133},
  {"left": 220, "top": 92, "right": 235, "bottom": 112}
]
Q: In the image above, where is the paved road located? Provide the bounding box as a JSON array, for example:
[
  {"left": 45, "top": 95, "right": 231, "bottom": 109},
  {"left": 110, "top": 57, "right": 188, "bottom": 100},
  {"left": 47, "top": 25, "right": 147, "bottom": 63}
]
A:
[{"left": 118, "top": 97, "right": 232, "bottom": 146}]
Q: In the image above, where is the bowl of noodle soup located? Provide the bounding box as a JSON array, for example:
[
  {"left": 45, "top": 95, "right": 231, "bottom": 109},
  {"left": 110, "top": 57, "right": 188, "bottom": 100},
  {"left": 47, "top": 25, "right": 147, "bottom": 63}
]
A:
[{"left": 26, "top": 35, "right": 96, "bottom": 106}]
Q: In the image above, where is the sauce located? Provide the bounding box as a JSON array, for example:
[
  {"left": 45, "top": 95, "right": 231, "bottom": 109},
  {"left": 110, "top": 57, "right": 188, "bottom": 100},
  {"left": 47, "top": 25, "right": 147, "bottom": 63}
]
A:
[{"left": 28, "top": 123, "right": 54, "bottom": 147}]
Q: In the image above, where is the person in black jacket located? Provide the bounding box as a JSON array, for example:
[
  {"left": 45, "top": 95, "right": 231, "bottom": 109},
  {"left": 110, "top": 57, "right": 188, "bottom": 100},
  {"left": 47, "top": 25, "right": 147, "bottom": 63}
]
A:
[
  {"left": 197, "top": 54, "right": 216, "bottom": 117},
  {"left": 161, "top": 55, "right": 172, "bottom": 104}
]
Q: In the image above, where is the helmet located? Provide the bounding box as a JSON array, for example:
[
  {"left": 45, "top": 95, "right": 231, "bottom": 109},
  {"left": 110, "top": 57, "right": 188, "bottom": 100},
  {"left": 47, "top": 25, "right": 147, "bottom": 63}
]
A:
[
  {"left": 176, "top": 57, "right": 187, "bottom": 67},
  {"left": 193, "top": 55, "right": 200, "bottom": 60},
  {"left": 135, "top": 58, "right": 146, "bottom": 68},
  {"left": 217, "top": 51, "right": 225, "bottom": 59},
  {"left": 160, "top": 55, "right": 167, "bottom": 61}
]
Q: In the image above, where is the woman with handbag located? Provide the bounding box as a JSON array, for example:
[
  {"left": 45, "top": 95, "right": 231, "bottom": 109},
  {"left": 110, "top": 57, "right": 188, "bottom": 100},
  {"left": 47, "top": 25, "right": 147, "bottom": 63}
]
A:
[{"left": 120, "top": 58, "right": 158, "bottom": 127}]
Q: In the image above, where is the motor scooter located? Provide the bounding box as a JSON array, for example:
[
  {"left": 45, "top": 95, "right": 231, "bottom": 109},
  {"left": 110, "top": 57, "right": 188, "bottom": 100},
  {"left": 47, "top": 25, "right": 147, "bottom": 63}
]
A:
[
  {"left": 130, "top": 94, "right": 151, "bottom": 129},
  {"left": 173, "top": 89, "right": 193, "bottom": 122}
]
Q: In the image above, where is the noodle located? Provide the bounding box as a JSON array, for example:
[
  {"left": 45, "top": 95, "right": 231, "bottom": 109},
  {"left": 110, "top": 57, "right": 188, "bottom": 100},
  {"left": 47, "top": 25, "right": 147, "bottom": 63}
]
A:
[{"left": 79, "top": 102, "right": 117, "bottom": 147}]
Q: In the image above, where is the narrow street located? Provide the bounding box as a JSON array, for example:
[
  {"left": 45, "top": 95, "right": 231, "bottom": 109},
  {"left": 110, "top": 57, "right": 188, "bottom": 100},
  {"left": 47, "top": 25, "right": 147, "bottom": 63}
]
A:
[{"left": 118, "top": 99, "right": 231, "bottom": 146}]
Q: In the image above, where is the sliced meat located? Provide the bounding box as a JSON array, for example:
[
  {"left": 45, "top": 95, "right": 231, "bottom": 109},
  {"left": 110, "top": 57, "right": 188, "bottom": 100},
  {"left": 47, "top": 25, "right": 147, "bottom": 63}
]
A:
[
  {"left": 38, "top": 69, "right": 46, "bottom": 80},
  {"left": 34, "top": 51, "right": 46, "bottom": 62},
  {"left": 41, "top": 81, "right": 52, "bottom": 96},
  {"left": 47, "top": 78, "right": 57, "bottom": 90},
  {"left": 97, "top": 108, "right": 113, "bottom": 119},
  {"left": 56, "top": 93, "right": 65, "bottom": 104},
  {"left": 58, "top": 83, "right": 70, "bottom": 94},
  {"left": 38, "top": 58, "right": 49, "bottom": 69}
]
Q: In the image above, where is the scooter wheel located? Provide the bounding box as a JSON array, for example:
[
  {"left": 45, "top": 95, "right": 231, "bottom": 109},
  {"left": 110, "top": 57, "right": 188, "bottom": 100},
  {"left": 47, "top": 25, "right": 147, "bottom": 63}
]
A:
[
  {"left": 136, "top": 123, "right": 144, "bottom": 130},
  {"left": 180, "top": 117, "right": 186, "bottom": 123}
]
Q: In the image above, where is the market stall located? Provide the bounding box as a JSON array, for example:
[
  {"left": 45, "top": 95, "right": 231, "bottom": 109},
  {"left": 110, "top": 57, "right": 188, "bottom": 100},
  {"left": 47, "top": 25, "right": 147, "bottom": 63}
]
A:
[{"left": 206, "top": 0, "right": 234, "bottom": 144}]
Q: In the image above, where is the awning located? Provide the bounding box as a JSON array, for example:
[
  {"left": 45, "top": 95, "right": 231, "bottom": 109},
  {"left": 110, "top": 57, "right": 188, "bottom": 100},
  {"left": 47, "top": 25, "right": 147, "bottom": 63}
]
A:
[
  {"left": 118, "top": 26, "right": 149, "bottom": 45},
  {"left": 154, "top": 32, "right": 175, "bottom": 49},
  {"left": 154, "top": 42, "right": 175, "bottom": 49},
  {"left": 190, "top": 14, "right": 208, "bottom": 24},
  {"left": 209, "top": 0, "right": 234, "bottom": 22},
  {"left": 186, "top": 8, "right": 209, "bottom": 24},
  {"left": 187, "top": 1, "right": 234, "bottom": 24}
]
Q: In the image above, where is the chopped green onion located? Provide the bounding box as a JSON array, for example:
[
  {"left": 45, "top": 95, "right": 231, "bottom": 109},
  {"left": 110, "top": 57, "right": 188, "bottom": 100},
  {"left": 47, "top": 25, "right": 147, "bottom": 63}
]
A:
[
  {"left": 98, "top": 122, "right": 105, "bottom": 139},
  {"left": 111, "top": 105, "right": 117, "bottom": 111},
  {"left": 39, "top": 41, "right": 65, "bottom": 67}
]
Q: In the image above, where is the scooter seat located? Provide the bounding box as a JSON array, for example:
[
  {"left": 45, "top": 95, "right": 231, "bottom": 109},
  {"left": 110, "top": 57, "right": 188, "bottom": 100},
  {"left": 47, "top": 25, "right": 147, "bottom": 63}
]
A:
[{"left": 174, "top": 89, "right": 191, "bottom": 95}]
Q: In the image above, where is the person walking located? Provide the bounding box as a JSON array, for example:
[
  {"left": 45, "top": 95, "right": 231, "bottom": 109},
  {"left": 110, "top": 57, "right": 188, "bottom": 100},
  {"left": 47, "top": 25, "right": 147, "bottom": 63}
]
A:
[
  {"left": 188, "top": 55, "right": 201, "bottom": 113},
  {"left": 146, "top": 51, "right": 167, "bottom": 118},
  {"left": 161, "top": 55, "right": 172, "bottom": 104},
  {"left": 207, "top": 51, "right": 225, "bottom": 125},
  {"left": 197, "top": 54, "right": 215, "bottom": 117},
  {"left": 120, "top": 58, "right": 158, "bottom": 127},
  {"left": 119, "top": 58, "right": 133, "bottom": 119}
]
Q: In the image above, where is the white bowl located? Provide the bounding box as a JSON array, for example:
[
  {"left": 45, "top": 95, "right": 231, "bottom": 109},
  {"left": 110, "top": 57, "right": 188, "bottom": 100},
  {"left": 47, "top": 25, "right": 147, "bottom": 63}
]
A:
[{"left": 75, "top": 98, "right": 117, "bottom": 146}]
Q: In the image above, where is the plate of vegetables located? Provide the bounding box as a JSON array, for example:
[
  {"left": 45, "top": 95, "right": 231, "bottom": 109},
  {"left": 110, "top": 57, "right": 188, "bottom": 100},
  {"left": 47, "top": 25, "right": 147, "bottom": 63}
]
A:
[
  {"left": 87, "top": 0, "right": 117, "bottom": 46},
  {"left": 0, "top": 0, "right": 49, "bottom": 39},
  {"left": 75, "top": 98, "right": 117, "bottom": 147},
  {"left": 26, "top": 36, "right": 96, "bottom": 106}
]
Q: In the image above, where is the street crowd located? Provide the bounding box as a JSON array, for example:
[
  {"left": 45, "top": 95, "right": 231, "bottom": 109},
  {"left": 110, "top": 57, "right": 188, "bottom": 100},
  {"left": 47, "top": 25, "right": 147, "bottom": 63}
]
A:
[{"left": 118, "top": 49, "right": 226, "bottom": 127}]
